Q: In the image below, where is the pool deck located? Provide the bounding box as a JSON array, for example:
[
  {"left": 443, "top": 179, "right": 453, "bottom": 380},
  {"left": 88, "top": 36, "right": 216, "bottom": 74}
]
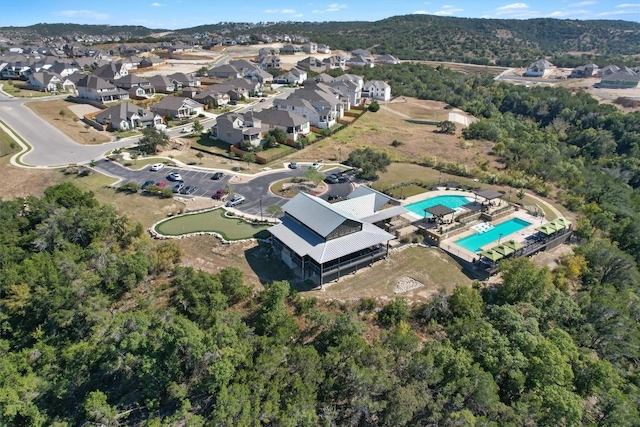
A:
[{"left": 401, "top": 189, "right": 551, "bottom": 263}]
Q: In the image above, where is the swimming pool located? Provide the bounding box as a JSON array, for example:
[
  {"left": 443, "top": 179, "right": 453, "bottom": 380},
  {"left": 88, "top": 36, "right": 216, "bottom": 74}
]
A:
[
  {"left": 455, "top": 218, "right": 531, "bottom": 253},
  {"left": 405, "top": 195, "right": 473, "bottom": 217}
]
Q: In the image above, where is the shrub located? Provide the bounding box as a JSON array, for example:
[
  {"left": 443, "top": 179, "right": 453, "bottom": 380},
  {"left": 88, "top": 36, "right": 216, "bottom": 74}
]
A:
[
  {"left": 368, "top": 101, "right": 380, "bottom": 112},
  {"left": 378, "top": 298, "right": 409, "bottom": 327},
  {"left": 359, "top": 298, "right": 377, "bottom": 312},
  {"left": 391, "top": 140, "right": 404, "bottom": 147}
]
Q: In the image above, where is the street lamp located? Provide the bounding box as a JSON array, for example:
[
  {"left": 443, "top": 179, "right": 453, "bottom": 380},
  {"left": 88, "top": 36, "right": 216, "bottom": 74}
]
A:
[
  {"left": 260, "top": 196, "right": 263, "bottom": 221},
  {"left": 498, "top": 233, "right": 503, "bottom": 243}
]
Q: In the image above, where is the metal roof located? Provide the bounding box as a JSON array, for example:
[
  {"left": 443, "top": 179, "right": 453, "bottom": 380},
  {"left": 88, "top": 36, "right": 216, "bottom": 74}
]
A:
[
  {"left": 475, "top": 189, "right": 504, "bottom": 200},
  {"left": 347, "top": 185, "right": 400, "bottom": 210},
  {"left": 425, "top": 204, "right": 455, "bottom": 217},
  {"left": 270, "top": 217, "right": 393, "bottom": 264},
  {"left": 332, "top": 193, "right": 376, "bottom": 218},
  {"left": 361, "top": 205, "right": 409, "bottom": 224},
  {"left": 282, "top": 192, "right": 360, "bottom": 238}
]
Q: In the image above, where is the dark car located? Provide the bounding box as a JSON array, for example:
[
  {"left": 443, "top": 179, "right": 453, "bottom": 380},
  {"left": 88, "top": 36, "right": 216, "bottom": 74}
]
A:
[
  {"left": 211, "top": 172, "right": 224, "bottom": 180},
  {"left": 181, "top": 185, "right": 197, "bottom": 195},
  {"left": 212, "top": 189, "right": 228, "bottom": 200},
  {"left": 288, "top": 162, "right": 298, "bottom": 169},
  {"left": 324, "top": 174, "right": 339, "bottom": 184},
  {"left": 327, "top": 195, "right": 343, "bottom": 202},
  {"left": 141, "top": 180, "right": 156, "bottom": 189}
]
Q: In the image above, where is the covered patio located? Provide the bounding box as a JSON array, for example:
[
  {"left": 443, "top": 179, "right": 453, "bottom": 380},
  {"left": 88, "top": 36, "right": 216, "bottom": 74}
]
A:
[
  {"left": 424, "top": 204, "right": 456, "bottom": 225},
  {"left": 474, "top": 189, "right": 504, "bottom": 208}
]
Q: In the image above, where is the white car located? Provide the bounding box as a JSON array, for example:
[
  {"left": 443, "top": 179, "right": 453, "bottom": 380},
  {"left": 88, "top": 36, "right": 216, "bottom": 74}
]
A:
[
  {"left": 180, "top": 127, "right": 192, "bottom": 134},
  {"left": 167, "top": 172, "right": 183, "bottom": 181},
  {"left": 310, "top": 162, "right": 321, "bottom": 170},
  {"left": 225, "top": 194, "right": 245, "bottom": 207},
  {"left": 150, "top": 163, "right": 165, "bottom": 171}
]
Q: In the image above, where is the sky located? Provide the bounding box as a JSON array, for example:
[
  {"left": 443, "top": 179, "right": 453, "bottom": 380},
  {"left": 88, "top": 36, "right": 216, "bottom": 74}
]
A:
[{"left": 1, "top": 1, "right": 638, "bottom": 30}]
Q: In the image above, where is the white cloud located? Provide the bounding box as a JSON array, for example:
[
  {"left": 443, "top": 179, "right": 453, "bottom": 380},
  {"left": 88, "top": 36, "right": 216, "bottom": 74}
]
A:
[
  {"left": 568, "top": 1, "right": 596, "bottom": 6},
  {"left": 312, "top": 3, "right": 347, "bottom": 13},
  {"left": 264, "top": 8, "right": 297, "bottom": 14},
  {"left": 598, "top": 8, "right": 639, "bottom": 15},
  {"left": 413, "top": 10, "right": 429, "bottom": 14},
  {"left": 294, "top": 13, "right": 304, "bottom": 17},
  {"left": 496, "top": 3, "right": 529, "bottom": 12},
  {"left": 55, "top": 10, "right": 110, "bottom": 20},
  {"left": 433, "top": 5, "right": 464, "bottom": 16},
  {"left": 548, "top": 9, "right": 589, "bottom": 17},
  {"left": 151, "top": 2, "right": 161, "bottom": 6},
  {"left": 616, "top": 3, "right": 640, "bottom": 7}
]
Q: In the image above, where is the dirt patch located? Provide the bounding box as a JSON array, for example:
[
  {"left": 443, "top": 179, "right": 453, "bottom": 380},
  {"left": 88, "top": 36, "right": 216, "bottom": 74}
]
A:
[
  {"left": 25, "top": 99, "right": 112, "bottom": 145},
  {"left": 0, "top": 163, "right": 64, "bottom": 200}
]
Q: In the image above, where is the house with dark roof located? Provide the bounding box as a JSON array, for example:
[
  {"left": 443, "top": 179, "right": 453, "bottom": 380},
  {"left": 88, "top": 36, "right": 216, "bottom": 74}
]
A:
[
  {"left": 274, "top": 85, "right": 344, "bottom": 129},
  {"left": 279, "top": 44, "right": 301, "bottom": 55},
  {"left": 215, "top": 111, "right": 265, "bottom": 147},
  {"left": 346, "top": 55, "right": 374, "bottom": 68},
  {"left": 596, "top": 67, "right": 640, "bottom": 88},
  {"left": 250, "top": 109, "right": 310, "bottom": 142},
  {"left": 92, "top": 62, "right": 128, "bottom": 81},
  {"left": 139, "top": 56, "right": 164, "bottom": 68},
  {"left": 147, "top": 75, "right": 178, "bottom": 93},
  {"left": 168, "top": 72, "right": 200, "bottom": 87},
  {"left": 268, "top": 187, "right": 407, "bottom": 286},
  {"left": 93, "top": 102, "right": 163, "bottom": 130},
  {"left": 524, "top": 59, "right": 555, "bottom": 77},
  {"left": 273, "top": 68, "right": 307, "bottom": 85},
  {"left": 113, "top": 74, "right": 155, "bottom": 99},
  {"left": 193, "top": 89, "right": 231, "bottom": 107},
  {"left": 323, "top": 55, "right": 347, "bottom": 70},
  {"left": 27, "top": 71, "right": 76, "bottom": 93},
  {"left": 302, "top": 42, "right": 317, "bottom": 54},
  {"left": 207, "top": 64, "right": 243, "bottom": 79},
  {"left": 297, "top": 56, "right": 326, "bottom": 72},
  {"left": 77, "top": 75, "right": 129, "bottom": 102},
  {"left": 255, "top": 53, "right": 281, "bottom": 70},
  {"left": 374, "top": 54, "right": 400, "bottom": 65},
  {"left": 570, "top": 63, "right": 599, "bottom": 78},
  {"left": 150, "top": 96, "right": 204, "bottom": 119}
]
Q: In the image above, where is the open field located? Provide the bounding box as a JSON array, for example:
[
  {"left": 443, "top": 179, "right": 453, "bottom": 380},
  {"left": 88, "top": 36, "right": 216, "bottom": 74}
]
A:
[
  {"left": 0, "top": 79, "right": 52, "bottom": 98},
  {"left": 25, "top": 99, "right": 112, "bottom": 144}
]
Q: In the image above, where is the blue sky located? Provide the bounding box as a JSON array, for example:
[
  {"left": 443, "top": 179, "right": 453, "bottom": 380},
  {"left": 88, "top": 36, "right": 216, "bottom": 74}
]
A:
[{"left": 1, "top": 1, "right": 638, "bottom": 29}]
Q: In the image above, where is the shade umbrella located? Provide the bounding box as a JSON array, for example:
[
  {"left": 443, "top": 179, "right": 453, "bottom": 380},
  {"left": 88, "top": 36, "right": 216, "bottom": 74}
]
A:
[
  {"left": 504, "top": 239, "right": 525, "bottom": 251},
  {"left": 554, "top": 217, "right": 571, "bottom": 230},
  {"left": 492, "top": 244, "right": 515, "bottom": 257},
  {"left": 481, "top": 249, "right": 504, "bottom": 262},
  {"left": 536, "top": 222, "right": 559, "bottom": 236}
]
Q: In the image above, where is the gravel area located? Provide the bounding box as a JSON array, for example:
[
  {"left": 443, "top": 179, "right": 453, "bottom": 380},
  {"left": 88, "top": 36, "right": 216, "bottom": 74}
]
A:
[{"left": 394, "top": 276, "right": 425, "bottom": 294}]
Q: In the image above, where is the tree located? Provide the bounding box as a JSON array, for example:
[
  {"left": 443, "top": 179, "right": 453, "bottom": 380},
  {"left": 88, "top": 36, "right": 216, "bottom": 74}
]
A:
[
  {"left": 195, "top": 151, "right": 204, "bottom": 164},
  {"left": 304, "top": 168, "right": 324, "bottom": 185},
  {"left": 368, "top": 100, "right": 380, "bottom": 112},
  {"left": 137, "top": 127, "right": 170, "bottom": 154},
  {"left": 345, "top": 147, "right": 391, "bottom": 180},
  {"left": 192, "top": 119, "right": 204, "bottom": 134},
  {"left": 437, "top": 120, "right": 457, "bottom": 134},
  {"left": 58, "top": 109, "right": 66, "bottom": 118},
  {"left": 242, "top": 152, "right": 256, "bottom": 168}
]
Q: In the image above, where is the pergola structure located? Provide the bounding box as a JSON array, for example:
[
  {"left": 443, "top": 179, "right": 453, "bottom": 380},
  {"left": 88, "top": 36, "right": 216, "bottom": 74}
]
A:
[
  {"left": 424, "top": 204, "right": 456, "bottom": 224},
  {"left": 474, "top": 189, "right": 504, "bottom": 206}
]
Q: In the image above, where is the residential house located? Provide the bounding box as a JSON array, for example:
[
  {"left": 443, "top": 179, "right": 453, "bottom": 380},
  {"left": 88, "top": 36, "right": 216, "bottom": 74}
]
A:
[
  {"left": 302, "top": 42, "right": 317, "bottom": 54},
  {"left": 351, "top": 49, "right": 373, "bottom": 59},
  {"left": 215, "top": 111, "right": 264, "bottom": 147},
  {"left": 139, "top": 56, "right": 164, "bottom": 68},
  {"left": 374, "top": 54, "right": 400, "bottom": 65},
  {"left": 119, "top": 56, "right": 142, "bottom": 70},
  {"left": 325, "top": 79, "right": 362, "bottom": 107},
  {"left": 273, "top": 68, "right": 307, "bottom": 85},
  {"left": 346, "top": 55, "right": 374, "bottom": 68},
  {"left": 77, "top": 75, "right": 129, "bottom": 102},
  {"left": 524, "top": 59, "right": 555, "bottom": 77},
  {"left": 599, "top": 65, "right": 621, "bottom": 76},
  {"left": 317, "top": 44, "right": 331, "bottom": 54},
  {"left": 296, "top": 56, "right": 325, "bottom": 72},
  {"left": 268, "top": 187, "right": 407, "bottom": 285},
  {"left": 27, "top": 71, "right": 75, "bottom": 92},
  {"left": 323, "top": 55, "right": 347, "bottom": 70},
  {"left": 362, "top": 80, "right": 391, "bottom": 101},
  {"left": 193, "top": 89, "right": 230, "bottom": 107},
  {"left": 229, "top": 59, "right": 258, "bottom": 74},
  {"left": 275, "top": 86, "right": 344, "bottom": 129},
  {"left": 150, "top": 96, "right": 204, "bottom": 119},
  {"left": 255, "top": 53, "right": 281, "bottom": 70},
  {"left": 279, "top": 44, "right": 301, "bottom": 55},
  {"left": 250, "top": 109, "right": 310, "bottom": 142},
  {"left": 113, "top": 74, "right": 155, "bottom": 96},
  {"left": 570, "top": 63, "right": 599, "bottom": 78},
  {"left": 92, "top": 62, "right": 128, "bottom": 81},
  {"left": 93, "top": 102, "right": 163, "bottom": 130},
  {"left": 596, "top": 67, "right": 640, "bottom": 88},
  {"left": 207, "top": 64, "right": 243, "bottom": 79},
  {"left": 168, "top": 72, "right": 200, "bottom": 87},
  {"left": 147, "top": 75, "right": 178, "bottom": 93},
  {"left": 48, "top": 61, "right": 80, "bottom": 77}
]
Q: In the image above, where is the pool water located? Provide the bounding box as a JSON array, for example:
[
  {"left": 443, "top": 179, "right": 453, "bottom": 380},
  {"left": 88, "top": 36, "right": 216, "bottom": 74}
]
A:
[
  {"left": 455, "top": 218, "right": 531, "bottom": 253},
  {"left": 405, "top": 195, "right": 473, "bottom": 217}
]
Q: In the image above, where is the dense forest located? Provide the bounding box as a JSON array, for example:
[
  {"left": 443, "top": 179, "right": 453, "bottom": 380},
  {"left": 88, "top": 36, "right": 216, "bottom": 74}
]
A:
[
  {"left": 0, "top": 182, "right": 639, "bottom": 425},
  {"left": 200, "top": 16, "right": 640, "bottom": 67}
]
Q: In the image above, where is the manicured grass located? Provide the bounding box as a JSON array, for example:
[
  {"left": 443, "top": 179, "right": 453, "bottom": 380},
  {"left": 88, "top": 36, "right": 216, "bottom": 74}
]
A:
[
  {"left": 0, "top": 80, "right": 51, "bottom": 98},
  {"left": 191, "top": 135, "right": 233, "bottom": 156},
  {"left": 155, "top": 208, "right": 271, "bottom": 240},
  {"left": 0, "top": 128, "right": 20, "bottom": 158}
]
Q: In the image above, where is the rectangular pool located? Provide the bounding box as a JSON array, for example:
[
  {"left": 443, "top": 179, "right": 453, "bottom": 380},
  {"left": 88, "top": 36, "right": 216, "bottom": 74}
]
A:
[
  {"left": 455, "top": 218, "right": 531, "bottom": 253},
  {"left": 405, "top": 195, "right": 473, "bottom": 217}
]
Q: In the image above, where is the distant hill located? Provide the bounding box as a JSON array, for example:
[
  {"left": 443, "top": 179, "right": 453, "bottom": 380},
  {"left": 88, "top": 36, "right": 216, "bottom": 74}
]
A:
[{"left": 3, "top": 16, "right": 639, "bottom": 67}]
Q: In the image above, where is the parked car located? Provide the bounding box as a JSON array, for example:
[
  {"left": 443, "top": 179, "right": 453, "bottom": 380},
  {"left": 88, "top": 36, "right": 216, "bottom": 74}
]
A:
[
  {"left": 180, "top": 127, "right": 192, "bottom": 134},
  {"left": 172, "top": 182, "right": 185, "bottom": 193},
  {"left": 211, "top": 172, "right": 224, "bottom": 180},
  {"left": 310, "top": 162, "right": 321, "bottom": 170},
  {"left": 150, "top": 163, "right": 165, "bottom": 171},
  {"left": 288, "top": 162, "right": 298, "bottom": 169},
  {"left": 328, "top": 194, "right": 343, "bottom": 202},
  {"left": 225, "top": 194, "right": 245, "bottom": 207},
  {"left": 212, "top": 189, "right": 228, "bottom": 200},
  {"left": 156, "top": 181, "right": 166, "bottom": 188},
  {"left": 181, "top": 185, "right": 197, "bottom": 195},
  {"left": 141, "top": 180, "right": 156, "bottom": 189},
  {"left": 167, "top": 172, "right": 182, "bottom": 181},
  {"left": 324, "top": 174, "right": 339, "bottom": 184}
]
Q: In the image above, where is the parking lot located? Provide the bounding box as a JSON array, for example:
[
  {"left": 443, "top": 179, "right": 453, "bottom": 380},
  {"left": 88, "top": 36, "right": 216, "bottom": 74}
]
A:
[{"left": 93, "top": 160, "right": 355, "bottom": 217}]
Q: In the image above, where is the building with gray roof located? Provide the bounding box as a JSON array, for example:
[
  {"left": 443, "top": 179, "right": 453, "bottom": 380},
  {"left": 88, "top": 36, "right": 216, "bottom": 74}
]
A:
[{"left": 269, "top": 187, "right": 407, "bottom": 286}]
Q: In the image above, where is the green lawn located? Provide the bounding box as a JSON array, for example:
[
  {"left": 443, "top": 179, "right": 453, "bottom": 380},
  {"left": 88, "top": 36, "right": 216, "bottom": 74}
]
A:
[{"left": 155, "top": 208, "right": 271, "bottom": 240}]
